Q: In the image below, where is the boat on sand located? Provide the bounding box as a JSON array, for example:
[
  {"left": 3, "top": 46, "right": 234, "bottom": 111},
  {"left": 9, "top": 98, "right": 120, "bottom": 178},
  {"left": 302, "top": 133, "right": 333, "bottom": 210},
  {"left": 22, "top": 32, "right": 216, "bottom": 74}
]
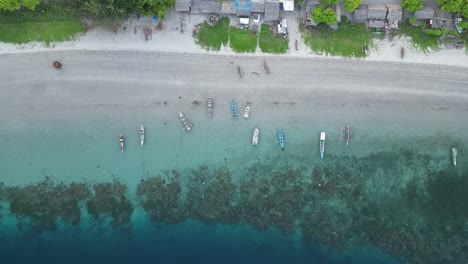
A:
[
  {"left": 139, "top": 125, "right": 145, "bottom": 146},
  {"left": 252, "top": 128, "right": 260, "bottom": 146},
  {"left": 244, "top": 106, "right": 250, "bottom": 119},
  {"left": 320, "top": 132, "right": 326, "bottom": 159}
]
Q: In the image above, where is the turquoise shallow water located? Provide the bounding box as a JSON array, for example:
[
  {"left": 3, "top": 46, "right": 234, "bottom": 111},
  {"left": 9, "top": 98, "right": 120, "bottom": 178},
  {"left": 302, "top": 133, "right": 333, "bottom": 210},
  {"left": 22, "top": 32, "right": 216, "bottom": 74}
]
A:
[
  {"left": 1, "top": 96, "right": 467, "bottom": 263},
  {"left": 1, "top": 51, "right": 468, "bottom": 263}
]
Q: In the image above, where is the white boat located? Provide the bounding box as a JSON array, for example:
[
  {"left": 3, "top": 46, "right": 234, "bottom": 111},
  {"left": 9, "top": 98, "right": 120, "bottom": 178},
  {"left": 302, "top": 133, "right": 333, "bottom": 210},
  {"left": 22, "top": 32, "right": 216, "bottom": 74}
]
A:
[
  {"left": 139, "top": 125, "right": 145, "bottom": 146},
  {"left": 207, "top": 97, "right": 213, "bottom": 118},
  {"left": 119, "top": 134, "right": 124, "bottom": 152},
  {"left": 243, "top": 106, "right": 250, "bottom": 119},
  {"left": 319, "top": 132, "right": 326, "bottom": 159},
  {"left": 179, "top": 112, "right": 191, "bottom": 132},
  {"left": 452, "top": 148, "right": 458, "bottom": 166},
  {"left": 252, "top": 128, "right": 260, "bottom": 146}
]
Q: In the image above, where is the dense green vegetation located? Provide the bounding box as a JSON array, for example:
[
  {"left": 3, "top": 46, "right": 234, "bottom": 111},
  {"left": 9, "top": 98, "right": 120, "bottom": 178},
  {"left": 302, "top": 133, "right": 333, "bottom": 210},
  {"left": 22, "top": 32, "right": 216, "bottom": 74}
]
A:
[
  {"left": 0, "top": 0, "right": 41, "bottom": 11},
  {"left": 400, "top": 21, "right": 440, "bottom": 52},
  {"left": 311, "top": 5, "right": 337, "bottom": 25},
  {"left": 401, "top": 0, "right": 424, "bottom": 12},
  {"left": 194, "top": 18, "right": 229, "bottom": 51},
  {"left": 229, "top": 26, "right": 258, "bottom": 53},
  {"left": 302, "top": 18, "right": 372, "bottom": 58},
  {"left": 342, "top": 0, "right": 362, "bottom": 12},
  {"left": 437, "top": 0, "right": 468, "bottom": 18},
  {"left": 0, "top": 2, "right": 86, "bottom": 45},
  {"left": 258, "top": 24, "right": 288, "bottom": 54}
]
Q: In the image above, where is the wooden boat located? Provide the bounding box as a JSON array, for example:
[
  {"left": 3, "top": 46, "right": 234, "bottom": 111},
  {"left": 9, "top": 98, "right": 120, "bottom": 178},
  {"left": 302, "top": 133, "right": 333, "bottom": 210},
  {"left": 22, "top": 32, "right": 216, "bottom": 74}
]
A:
[
  {"left": 139, "top": 125, "right": 145, "bottom": 146},
  {"left": 252, "top": 128, "right": 260, "bottom": 146},
  {"left": 179, "top": 112, "right": 191, "bottom": 132},
  {"left": 53, "top": 61, "right": 62, "bottom": 69},
  {"left": 243, "top": 106, "right": 250, "bottom": 119},
  {"left": 344, "top": 126, "right": 350, "bottom": 146},
  {"left": 452, "top": 148, "right": 458, "bottom": 166},
  {"left": 119, "top": 134, "right": 124, "bottom": 152},
  {"left": 320, "top": 132, "right": 326, "bottom": 159},
  {"left": 207, "top": 97, "right": 213, "bottom": 118},
  {"left": 231, "top": 100, "right": 237, "bottom": 119}
]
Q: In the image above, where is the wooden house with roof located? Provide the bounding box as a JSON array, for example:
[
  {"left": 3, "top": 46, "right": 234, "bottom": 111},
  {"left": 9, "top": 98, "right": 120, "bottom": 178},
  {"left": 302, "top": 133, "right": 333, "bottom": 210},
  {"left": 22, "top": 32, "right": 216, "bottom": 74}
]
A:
[{"left": 432, "top": 6, "right": 455, "bottom": 30}]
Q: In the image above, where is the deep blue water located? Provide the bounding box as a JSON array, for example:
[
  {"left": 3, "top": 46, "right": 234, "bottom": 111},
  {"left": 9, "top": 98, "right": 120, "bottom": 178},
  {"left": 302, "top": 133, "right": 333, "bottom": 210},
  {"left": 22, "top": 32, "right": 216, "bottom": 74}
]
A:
[{"left": 0, "top": 221, "right": 398, "bottom": 264}]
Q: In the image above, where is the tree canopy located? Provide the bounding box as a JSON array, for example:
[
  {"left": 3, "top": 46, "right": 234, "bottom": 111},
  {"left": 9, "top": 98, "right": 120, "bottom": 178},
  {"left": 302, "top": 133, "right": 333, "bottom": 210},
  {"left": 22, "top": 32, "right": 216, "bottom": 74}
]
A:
[
  {"left": 401, "top": 0, "right": 424, "bottom": 13},
  {"left": 81, "top": 0, "right": 136, "bottom": 18},
  {"left": 319, "top": 0, "right": 338, "bottom": 6},
  {"left": 437, "top": 0, "right": 468, "bottom": 18},
  {"left": 0, "top": 0, "right": 41, "bottom": 11},
  {"left": 342, "top": 0, "right": 362, "bottom": 12},
  {"left": 312, "top": 5, "right": 337, "bottom": 25},
  {"left": 137, "top": 0, "right": 175, "bottom": 18}
]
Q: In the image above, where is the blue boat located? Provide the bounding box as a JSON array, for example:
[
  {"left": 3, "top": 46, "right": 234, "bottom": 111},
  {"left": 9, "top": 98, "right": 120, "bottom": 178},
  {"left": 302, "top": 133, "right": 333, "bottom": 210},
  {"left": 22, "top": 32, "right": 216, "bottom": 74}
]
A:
[
  {"left": 278, "top": 129, "right": 285, "bottom": 150},
  {"left": 320, "top": 132, "right": 326, "bottom": 159},
  {"left": 231, "top": 100, "right": 237, "bottom": 119}
]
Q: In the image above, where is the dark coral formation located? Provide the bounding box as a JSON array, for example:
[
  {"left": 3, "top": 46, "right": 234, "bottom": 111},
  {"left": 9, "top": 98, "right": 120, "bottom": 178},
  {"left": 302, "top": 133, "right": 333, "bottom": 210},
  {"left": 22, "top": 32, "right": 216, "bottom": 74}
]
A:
[
  {"left": 86, "top": 180, "right": 133, "bottom": 228},
  {"left": 4, "top": 179, "right": 90, "bottom": 231},
  {"left": 185, "top": 165, "right": 237, "bottom": 224},
  {"left": 1, "top": 146, "right": 468, "bottom": 263},
  {"left": 136, "top": 170, "right": 185, "bottom": 224}
]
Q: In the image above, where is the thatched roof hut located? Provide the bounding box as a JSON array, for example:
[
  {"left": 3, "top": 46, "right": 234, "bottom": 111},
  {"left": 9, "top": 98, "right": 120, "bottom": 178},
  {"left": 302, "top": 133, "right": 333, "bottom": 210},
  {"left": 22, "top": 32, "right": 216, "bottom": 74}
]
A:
[
  {"left": 414, "top": 6, "right": 435, "bottom": 20},
  {"left": 221, "top": 1, "right": 236, "bottom": 14},
  {"left": 264, "top": 0, "right": 279, "bottom": 21},
  {"left": 368, "top": 19, "right": 385, "bottom": 29},
  {"left": 386, "top": 4, "right": 402, "bottom": 22},
  {"left": 175, "top": 0, "right": 191, "bottom": 12},
  {"left": 251, "top": 0, "right": 266, "bottom": 13},
  {"left": 191, "top": 0, "right": 222, "bottom": 13},
  {"left": 367, "top": 4, "right": 387, "bottom": 20},
  {"left": 353, "top": 4, "right": 368, "bottom": 22}
]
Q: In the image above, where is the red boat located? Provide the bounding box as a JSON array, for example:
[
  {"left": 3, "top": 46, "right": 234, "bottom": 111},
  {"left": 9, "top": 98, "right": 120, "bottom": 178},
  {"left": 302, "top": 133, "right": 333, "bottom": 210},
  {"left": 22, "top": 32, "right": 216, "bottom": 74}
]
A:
[{"left": 119, "top": 134, "right": 124, "bottom": 152}]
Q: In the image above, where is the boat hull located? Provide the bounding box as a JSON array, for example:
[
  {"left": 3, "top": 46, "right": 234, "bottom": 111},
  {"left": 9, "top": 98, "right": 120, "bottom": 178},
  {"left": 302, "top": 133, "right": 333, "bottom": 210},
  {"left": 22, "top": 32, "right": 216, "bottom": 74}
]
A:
[
  {"left": 319, "top": 132, "right": 326, "bottom": 159},
  {"left": 140, "top": 125, "right": 145, "bottom": 147},
  {"left": 119, "top": 134, "right": 124, "bottom": 152},
  {"left": 252, "top": 128, "right": 260, "bottom": 146},
  {"left": 452, "top": 148, "right": 458, "bottom": 166},
  {"left": 278, "top": 129, "right": 285, "bottom": 150},
  {"left": 231, "top": 100, "right": 237, "bottom": 119}
]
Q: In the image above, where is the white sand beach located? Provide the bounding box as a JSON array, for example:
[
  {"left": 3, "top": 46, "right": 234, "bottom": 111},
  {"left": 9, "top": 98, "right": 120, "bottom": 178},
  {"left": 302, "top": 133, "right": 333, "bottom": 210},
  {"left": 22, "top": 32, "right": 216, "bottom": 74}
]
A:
[{"left": 0, "top": 10, "right": 467, "bottom": 68}]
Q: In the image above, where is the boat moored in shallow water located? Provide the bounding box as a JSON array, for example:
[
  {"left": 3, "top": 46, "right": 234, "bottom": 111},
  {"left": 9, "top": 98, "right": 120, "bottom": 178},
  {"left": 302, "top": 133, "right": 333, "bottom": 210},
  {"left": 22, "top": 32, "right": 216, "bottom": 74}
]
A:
[
  {"left": 119, "top": 134, "right": 124, "bottom": 152},
  {"left": 179, "top": 112, "right": 192, "bottom": 132},
  {"left": 139, "top": 125, "right": 145, "bottom": 146},
  {"left": 277, "top": 129, "right": 285, "bottom": 150},
  {"left": 252, "top": 128, "right": 260, "bottom": 146},
  {"left": 207, "top": 97, "right": 213, "bottom": 118},
  {"left": 231, "top": 100, "right": 237, "bottom": 119},
  {"left": 320, "top": 132, "right": 326, "bottom": 159},
  {"left": 452, "top": 148, "right": 458, "bottom": 166}
]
